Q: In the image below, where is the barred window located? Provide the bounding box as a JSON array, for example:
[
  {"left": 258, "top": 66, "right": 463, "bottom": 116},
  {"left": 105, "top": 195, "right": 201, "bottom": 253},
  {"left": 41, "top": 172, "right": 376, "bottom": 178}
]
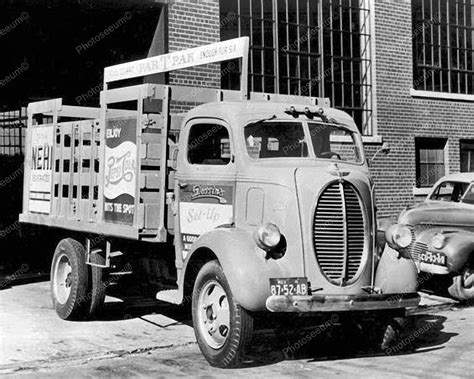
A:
[
  {"left": 220, "top": 0, "right": 374, "bottom": 135},
  {"left": 412, "top": 0, "right": 474, "bottom": 94}
]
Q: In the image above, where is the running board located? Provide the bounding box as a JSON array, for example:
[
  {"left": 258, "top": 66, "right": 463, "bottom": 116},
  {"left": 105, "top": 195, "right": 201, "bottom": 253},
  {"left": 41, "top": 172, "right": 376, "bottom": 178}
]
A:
[{"left": 156, "top": 289, "right": 182, "bottom": 305}]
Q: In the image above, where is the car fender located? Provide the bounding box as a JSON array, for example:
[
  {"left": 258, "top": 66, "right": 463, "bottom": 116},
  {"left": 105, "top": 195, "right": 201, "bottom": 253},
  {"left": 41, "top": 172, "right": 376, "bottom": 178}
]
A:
[
  {"left": 375, "top": 245, "right": 418, "bottom": 294},
  {"left": 376, "top": 217, "right": 396, "bottom": 254},
  {"left": 415, "top": 227, "right": 474, "bottom": 273},
  {"left": 182, "top": 227, "right": 290, "bottom": 311}
]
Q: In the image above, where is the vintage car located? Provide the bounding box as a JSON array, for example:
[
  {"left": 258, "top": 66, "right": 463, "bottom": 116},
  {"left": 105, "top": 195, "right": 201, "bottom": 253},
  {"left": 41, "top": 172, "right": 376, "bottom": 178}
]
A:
[{"left": 385, "top": 173, "right": 474, "bottom": 301}]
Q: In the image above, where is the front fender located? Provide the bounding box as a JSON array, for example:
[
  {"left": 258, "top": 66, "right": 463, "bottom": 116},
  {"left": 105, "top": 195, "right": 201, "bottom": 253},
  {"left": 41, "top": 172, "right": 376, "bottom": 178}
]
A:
[
  {"left": 375, "top": 245, "right": 418, "bottom": 294},
  {"left": 416, "top": 228, "right": 474, "bottom": 273},
  {"left": 183, "top": 227, "right": 290, "bottom": 312},
  {"left": 376, "top": 217, "right": 396, "bottom": 255}
]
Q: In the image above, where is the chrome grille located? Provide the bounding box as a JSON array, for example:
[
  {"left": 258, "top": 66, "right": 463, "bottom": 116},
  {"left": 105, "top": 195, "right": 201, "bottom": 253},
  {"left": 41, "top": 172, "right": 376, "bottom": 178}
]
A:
[
  {"left": 313, "top": 181, "right": 366, "bottom": 285},
  {"left": 409, "top": 241, "right": 427, "bottom": 262}
]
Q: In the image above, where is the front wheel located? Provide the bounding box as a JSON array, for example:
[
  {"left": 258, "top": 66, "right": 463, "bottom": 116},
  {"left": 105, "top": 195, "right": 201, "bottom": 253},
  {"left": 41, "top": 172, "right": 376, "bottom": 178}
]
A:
[
  {"left": 448, "top": 267, "right": 474, "bottom": 301},
  {"left": 343, "top": 313, "right": 407, "bottom": 353},
  {"left": 380, "top": 316, "right": 407, "bottom": 352},
  {"left": 192, "top": 260, "right": 254, "bottom": 368}
]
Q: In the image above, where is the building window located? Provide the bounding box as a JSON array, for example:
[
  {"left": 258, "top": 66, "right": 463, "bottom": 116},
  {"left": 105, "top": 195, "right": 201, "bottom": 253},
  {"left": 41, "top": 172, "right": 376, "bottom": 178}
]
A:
[
  {"left": 0, "top": 108, "right": 26, "bottom": 156},
  {"left": 412, "top": 0, "right": 474, "bottom": 94},
  {"left": 415, "top": 137, "right": 447, "bottom": 187},
  {"left": 220, "top": 0, "right": 373, "bottom": 135},
  {"left": 460, "top": 139, "right": 474, "bottom": 171}
]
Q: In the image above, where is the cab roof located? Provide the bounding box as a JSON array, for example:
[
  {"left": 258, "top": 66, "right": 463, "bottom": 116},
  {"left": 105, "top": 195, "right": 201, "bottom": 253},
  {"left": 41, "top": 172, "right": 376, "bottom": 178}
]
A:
[
  {"left": 436, "top": 172, "right": 474, "bottom": 184},
  {"left": 182, "top": 101, "right": 359, "bottom": 133}
]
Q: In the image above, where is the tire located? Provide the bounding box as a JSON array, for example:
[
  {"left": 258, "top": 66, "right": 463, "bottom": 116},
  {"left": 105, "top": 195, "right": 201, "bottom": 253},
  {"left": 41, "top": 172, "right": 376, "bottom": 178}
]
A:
[
  {"left": 88, "top": 252, "right": 108, "bottom": 318},
  {"left": 50, "top": 238, "right": 91, "bottom": 320},
  {"left": 448, "top": 267, "right": 474, "bottom": 301},
  {"left": 357, "top": 313, "right": 406, "bottom": 353},
  {"left": 192, "top": 260, "right": 254, "bottom": 368},
  {"left": 380, "top": 316, "right": 407, "bottom": 352}
]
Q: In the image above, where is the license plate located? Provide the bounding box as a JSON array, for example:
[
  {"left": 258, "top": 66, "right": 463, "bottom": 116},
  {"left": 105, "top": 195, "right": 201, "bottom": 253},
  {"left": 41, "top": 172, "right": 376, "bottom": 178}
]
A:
[
  {"left": 421, "top": 251, "right": 447, "bottom": 266},
  {"left": 270, "top": 277, "right": 308, "bottom": 296}
]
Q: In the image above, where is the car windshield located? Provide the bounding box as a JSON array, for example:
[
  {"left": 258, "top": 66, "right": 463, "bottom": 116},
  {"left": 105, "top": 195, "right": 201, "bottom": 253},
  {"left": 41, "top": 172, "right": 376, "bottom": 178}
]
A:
[
  {"left": 244, "top": 120, "right": 362, "bottom": 163},
  {"left": 461, "top": 183, "right": 474, "bottom": 204},
  {"left": 430, "top": 181, "right": 470, "bottom": 202}
]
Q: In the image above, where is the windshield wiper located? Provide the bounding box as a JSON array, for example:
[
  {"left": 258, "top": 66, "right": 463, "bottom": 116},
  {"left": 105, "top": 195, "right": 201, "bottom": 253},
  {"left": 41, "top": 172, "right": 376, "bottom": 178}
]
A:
[{"left": 249, "top": 114, "right": 276, "bottom": 126}]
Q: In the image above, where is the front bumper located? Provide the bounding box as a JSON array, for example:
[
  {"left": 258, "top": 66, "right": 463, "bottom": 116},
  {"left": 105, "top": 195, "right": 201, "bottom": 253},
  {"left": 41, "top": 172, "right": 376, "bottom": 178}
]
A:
[{"left": 266, "top": 292, "right": 420, "bottom": 313}]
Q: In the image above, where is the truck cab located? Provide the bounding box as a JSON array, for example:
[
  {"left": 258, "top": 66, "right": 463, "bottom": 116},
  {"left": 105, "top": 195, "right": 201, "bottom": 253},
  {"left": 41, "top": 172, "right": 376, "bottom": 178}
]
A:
[{"left": 19, "top": 37, "right": 420, "bottom": 368}]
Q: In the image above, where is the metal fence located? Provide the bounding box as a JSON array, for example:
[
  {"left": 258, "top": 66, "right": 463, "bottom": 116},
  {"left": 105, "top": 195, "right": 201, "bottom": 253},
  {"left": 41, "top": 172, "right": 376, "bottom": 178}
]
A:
[{"left": 0, "top": 108, "right": 26, "bottom": 156}]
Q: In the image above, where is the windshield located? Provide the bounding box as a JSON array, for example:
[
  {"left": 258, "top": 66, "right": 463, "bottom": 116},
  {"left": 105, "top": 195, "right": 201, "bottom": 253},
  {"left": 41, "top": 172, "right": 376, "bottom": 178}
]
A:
[
  {"left": 429, "top": 181, "right": 470, "bottom": 202},
  {"left": 245, "top": 121, "right": 308, "bottom": 158},
  {"left": 307, "top": 122, "right": 362, "bottom": 163},
  {"left": 244, "top": 120, "right": 362, "bottom": 163}
]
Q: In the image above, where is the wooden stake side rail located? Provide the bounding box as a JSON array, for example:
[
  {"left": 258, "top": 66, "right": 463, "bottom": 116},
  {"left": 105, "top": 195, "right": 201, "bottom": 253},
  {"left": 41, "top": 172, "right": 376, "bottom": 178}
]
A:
[{"left": 20, "top": 83, "right": 330, "bottom": 243}]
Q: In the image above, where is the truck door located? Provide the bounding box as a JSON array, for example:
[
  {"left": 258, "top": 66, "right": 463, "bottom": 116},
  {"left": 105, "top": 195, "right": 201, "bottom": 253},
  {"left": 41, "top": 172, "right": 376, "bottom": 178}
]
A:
[{"left": 176, "top": 119, "right": 236, "bottom": 257}]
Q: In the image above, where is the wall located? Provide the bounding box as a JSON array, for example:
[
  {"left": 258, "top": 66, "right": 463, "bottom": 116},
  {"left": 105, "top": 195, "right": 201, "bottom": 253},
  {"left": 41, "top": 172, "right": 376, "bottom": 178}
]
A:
[
  {"left": 371, "top": 0, "right": 474, "bottom": 218},
  {"left": 168, "top": 0, "right": 221, "bottom": 91},
  {"left": 165, "top": 0, "right": 474, "bottom": 218}
]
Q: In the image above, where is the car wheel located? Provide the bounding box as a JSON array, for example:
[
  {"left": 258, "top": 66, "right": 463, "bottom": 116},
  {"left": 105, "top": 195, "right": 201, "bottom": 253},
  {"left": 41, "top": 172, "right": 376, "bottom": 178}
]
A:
[
  {"left": 192, "top": 260, "right": 254, "bottom": 368},
  {"left": 448, "top": 266, "right": 474, "bottom": 301},
  {"left": 50, "top": 238, "right": 90, "bottom": 320}
]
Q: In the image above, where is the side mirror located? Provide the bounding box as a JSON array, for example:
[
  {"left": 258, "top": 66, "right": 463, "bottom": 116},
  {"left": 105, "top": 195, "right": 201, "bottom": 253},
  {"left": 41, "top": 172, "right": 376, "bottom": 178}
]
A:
[{"left": 370, "top": 142, "right": 390, "bottom": 163}]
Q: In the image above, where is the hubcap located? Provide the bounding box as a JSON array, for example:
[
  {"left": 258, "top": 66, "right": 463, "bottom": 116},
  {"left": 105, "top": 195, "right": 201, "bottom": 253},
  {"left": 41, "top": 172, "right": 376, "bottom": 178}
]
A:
[
  {"left": 197, "top": 280, "right": 230, "bottom": 349},
  {"left": 53, "top": 253, "right": 73, "bottom": 304}
]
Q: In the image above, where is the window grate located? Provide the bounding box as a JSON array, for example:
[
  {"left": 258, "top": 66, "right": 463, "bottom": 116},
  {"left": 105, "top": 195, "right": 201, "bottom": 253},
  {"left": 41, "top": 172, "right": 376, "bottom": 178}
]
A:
[
  {"left": 0, "top": 108, "right": 26, "bottom": 156},
  {"left": 412, "top": 0, "right": 474, "bottom": 94},
  {"left": 220, "top": 0, "right": 374, "bottom": 135}
]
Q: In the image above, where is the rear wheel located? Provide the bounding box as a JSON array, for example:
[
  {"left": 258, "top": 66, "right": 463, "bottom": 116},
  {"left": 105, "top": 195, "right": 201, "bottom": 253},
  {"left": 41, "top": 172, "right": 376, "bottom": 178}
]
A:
[
  {"left": 51, "top": 238, "right": 90, "bottom": 320},
  {"left": 448, "top": 267, "right": 474, "bottom": 301},
  {"left": 192, "top": 260, "right": 254, "bottom": 368}
]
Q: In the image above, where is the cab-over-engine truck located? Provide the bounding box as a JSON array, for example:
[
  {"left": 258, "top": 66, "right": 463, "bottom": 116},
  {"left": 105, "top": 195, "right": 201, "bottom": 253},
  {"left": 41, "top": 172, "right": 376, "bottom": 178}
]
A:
[{"left": 20, "top": 37, "right": 420, "bottom": 367}]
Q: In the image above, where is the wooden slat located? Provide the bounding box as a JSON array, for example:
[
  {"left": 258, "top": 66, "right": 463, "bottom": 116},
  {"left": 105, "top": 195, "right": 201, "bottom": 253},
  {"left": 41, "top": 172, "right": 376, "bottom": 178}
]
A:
[
  {"left": 140, "top": 192, "right": 159, "bottom": 203},
  {"left": 141, "top": 158, "right": 160, "bottom": 166},
  {"left": 145, "top": 172, "right": 161, "bottom": 189},
  {"left": 145, "top": 204, "right": 160, "bottom": 229},
  {"left": 19, "top": 213, "right": 139, "bottom": 240},
  {"left": 142, "top": 133, "right": 162, "bottom": 144},
  {"left": 146, "top": 143, "right": 162, "bottom": 159}
]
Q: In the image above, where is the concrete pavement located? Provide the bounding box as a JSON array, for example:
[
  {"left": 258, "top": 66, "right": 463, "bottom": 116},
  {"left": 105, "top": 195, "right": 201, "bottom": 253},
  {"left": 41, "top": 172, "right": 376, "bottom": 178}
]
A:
[
  {"left": 0, "top": 281, "right": 472, "bottom": 377},
  {"left": 0, "top": 282, "right": 195, "bottom": 370}
]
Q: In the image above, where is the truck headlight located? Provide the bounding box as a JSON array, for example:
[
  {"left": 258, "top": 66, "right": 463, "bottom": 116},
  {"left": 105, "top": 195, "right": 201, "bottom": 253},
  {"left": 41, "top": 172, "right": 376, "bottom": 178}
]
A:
[
  {"left": 389, "top": 224, "right": 413, "bottom": 249},
  {"left": 431, "top": 233, "right": 447, "bottom": 250},
  {"left": 255, "top": 223, "right": 281, "bottom": 251}
]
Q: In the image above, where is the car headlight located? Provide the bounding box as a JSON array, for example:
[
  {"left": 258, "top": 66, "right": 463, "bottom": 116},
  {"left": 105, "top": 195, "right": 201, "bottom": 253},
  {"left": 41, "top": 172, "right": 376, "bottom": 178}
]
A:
[
  {"left": 255, "top": 223, "right": 281, "bottom": 251},
  {"left": 390, "top": 224, "right": 413, "bottom": 249},
  {"left": 431, "top": 233, "right": 447, "bottom": 250}
]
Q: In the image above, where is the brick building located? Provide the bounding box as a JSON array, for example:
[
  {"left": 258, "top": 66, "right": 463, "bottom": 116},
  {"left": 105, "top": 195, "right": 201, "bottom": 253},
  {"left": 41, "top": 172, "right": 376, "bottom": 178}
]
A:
[
  {"left": 1, "top": 0, "right": 473, "bottom": 218},
  {"left": 165, "top": 0, "right": 474, "bottom": 217}
]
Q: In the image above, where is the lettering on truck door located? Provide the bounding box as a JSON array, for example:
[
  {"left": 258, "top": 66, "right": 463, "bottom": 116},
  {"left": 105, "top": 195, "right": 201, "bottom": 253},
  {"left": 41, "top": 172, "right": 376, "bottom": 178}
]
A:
[{"left": 178, "top": 121, "right": 236, "bottom": 257}]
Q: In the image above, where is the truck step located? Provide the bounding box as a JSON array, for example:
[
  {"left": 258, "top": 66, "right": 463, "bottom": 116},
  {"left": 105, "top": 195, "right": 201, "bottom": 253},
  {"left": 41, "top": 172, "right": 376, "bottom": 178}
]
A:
[{"left": 155, "top": 289, "right": 182, "bottom": 305}]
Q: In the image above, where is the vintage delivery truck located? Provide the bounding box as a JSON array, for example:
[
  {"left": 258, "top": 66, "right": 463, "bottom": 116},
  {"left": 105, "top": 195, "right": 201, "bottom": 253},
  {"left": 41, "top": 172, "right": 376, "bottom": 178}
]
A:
[{"left": 19, "top": 37, "right": 420, "bottom": 367}]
